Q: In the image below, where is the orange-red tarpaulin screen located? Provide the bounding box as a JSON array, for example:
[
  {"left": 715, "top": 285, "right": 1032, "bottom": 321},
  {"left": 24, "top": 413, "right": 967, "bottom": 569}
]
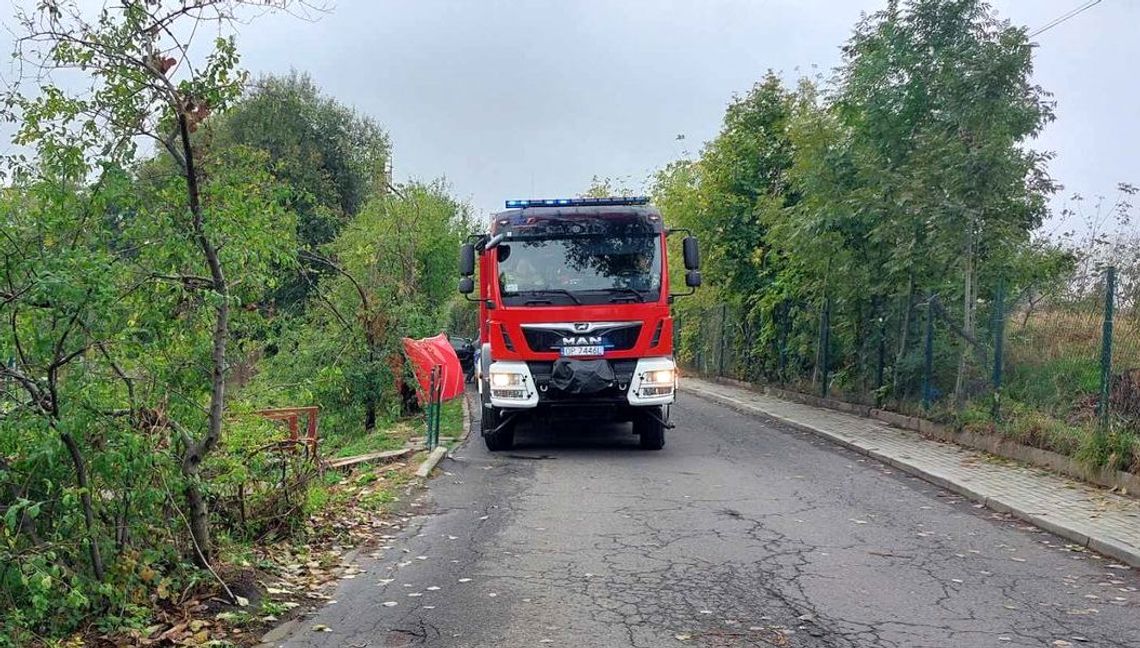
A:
[{"left": 402, "top": 333, "right": 465, "bottom": 404}]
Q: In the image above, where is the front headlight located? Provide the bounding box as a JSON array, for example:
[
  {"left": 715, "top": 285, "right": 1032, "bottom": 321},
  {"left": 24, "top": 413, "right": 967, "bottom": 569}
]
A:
[
  {"left": 638, "top": 367, "right": 675, "bottom": 398},
  {"left": 490, "top": 372, "right": 524, "bottom": 388}
]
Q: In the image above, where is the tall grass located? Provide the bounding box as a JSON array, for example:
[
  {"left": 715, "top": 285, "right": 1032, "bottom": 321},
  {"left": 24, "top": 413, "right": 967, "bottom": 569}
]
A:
[{"left": 996, "top": 305, "right": 1140, "bottom": 473}]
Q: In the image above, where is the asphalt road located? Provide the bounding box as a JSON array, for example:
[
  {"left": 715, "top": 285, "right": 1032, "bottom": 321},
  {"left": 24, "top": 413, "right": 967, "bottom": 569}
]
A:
[{"left": 279, "top": 392, "right": 1140, "bottom": 647}]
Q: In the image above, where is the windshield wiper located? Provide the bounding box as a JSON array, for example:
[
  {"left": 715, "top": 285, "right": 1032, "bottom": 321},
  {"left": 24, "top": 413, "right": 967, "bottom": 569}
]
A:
[
  {"left": 518, "top": 289, "right": 582, "bottom": 305},
  {"left": 599, "top": 287, "right": 647, "bottom": 302}
]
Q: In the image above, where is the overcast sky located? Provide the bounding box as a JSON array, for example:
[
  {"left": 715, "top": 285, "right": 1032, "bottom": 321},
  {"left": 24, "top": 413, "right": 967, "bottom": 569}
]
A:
[{"left": 6, "top": 1, "right": 1138, "bottom": 222}]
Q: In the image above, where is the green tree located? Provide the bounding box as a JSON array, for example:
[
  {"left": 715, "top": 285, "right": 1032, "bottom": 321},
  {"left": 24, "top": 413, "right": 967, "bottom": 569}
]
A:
[
  {"left": 4, "top": 0, "right": 303, "bottom": 586},
  {"left": 830, "top": 0, "right": 1056, "bottom": 400},
  {"left": 658, "top": 1, "right": 1060, "bottom": 401},
  {"left": 695, "top": 74, "right": 798, "bottom": 305},
  {"left": 221, "top": 71, "right": 390, "bottom": 240},
  {"left": 216, "top": 72, "right": 391, "bottom": 307}
]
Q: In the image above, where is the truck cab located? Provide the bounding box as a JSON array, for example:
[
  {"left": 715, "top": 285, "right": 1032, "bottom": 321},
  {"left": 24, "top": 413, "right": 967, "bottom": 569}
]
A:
[{"left": 458, "top": 197, "right": 700, "bottom": 451}]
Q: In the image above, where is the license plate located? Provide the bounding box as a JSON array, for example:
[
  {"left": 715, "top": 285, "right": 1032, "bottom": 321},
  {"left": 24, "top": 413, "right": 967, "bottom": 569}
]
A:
[{"left": 561, "top": 345, "right": 604, "bottom": 357}]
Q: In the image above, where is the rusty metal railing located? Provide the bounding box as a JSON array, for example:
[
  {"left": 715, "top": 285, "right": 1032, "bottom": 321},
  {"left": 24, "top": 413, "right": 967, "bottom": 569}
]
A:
[{"left": 256, "top": 406, "right": 319, "bottom": 460}]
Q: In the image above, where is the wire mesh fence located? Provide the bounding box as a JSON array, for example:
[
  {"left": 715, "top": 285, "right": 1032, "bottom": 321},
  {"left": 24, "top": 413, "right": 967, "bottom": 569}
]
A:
[{"left": 680, "top": 266, "right": 1140, "bottom": 473}]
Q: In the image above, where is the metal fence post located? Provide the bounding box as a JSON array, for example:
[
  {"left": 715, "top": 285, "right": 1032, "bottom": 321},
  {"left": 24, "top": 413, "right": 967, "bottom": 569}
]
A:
[
  {"left": 436, "top": 366, "right": 442, "bottom": 449},
  {"left": 875, "top": 296, "right": 886, "bottom": 406},
  {"left": 922, "top": 297, "right": 935, "bottom": 409},
  {"left": 779, "top": 303, "right": 789, "bottom": 385},
  {"left": 1098, "top": 267, "right": 1116, "bottom": 432},
  {"left": 426, "top": 366, "right": 438, "bottom": 450},
  {"left": 433, "top": 370, "right": 443, "bottom": 448},
  {"left": 718, "top": 303, "right": 728, "bottom": 377},
  {"left": 744, "top": 312, "right": 754, "bottom": 382},
  {"left": 991, "top": 278, "right": 1005, "bottom": 421},
  {"left": 696, "top": 315, "right": 704, "bottom": 374},
  {"left": 820, "top": 297, "right": 832, "bottom": 398},
  {"left": 703, "top": 310, "right": 711, "bottom": 375}
]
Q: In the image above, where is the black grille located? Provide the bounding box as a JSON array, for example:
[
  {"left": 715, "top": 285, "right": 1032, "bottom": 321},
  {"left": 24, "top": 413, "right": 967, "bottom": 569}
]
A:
[
  {"left": 610, "top": 359, "right": 638, "bottom": 383},
  {"left": 527, "top": 359, "right": 637, "bottom": 385},
  {"left": 528, "top": 361, "right": 553, "bottom": 383},
  {"left": 522, "top": 324, "right": 642, "bottom": 353}
]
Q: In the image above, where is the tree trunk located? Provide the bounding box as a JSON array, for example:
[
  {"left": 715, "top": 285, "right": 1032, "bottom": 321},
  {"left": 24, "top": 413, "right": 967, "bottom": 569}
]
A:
[
  {"left": 364, "top": 328, "right": 379, "bottom": 431},
  {"left": 954, "top": 215, "right": 976, "bottom": 405},
  {"left": 364, "top": 396, "right": 377, "bottom": 431},
  {"left": 59, "top": 431, "right": 105, "bottom": 581},
  {"left": 176, "top": 110, "right": 228, "bottom": 568}
]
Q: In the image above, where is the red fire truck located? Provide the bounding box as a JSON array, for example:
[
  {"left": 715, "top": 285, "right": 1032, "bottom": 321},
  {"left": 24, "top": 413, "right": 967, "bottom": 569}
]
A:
[{"left": 458, "top": 196, "right": 701, "bottom": 451}]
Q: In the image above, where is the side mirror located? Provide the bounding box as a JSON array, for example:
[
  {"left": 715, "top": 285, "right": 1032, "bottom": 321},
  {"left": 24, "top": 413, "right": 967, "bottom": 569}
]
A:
[
  {"left": 459, "top": 243, "right": 475, "bottom": 276},
  {"left": 458, "top": 276, "right": 475, "bottom": 294},
  {"left": 685, "top": 270, "right": 702, "bottom": 288},
  {"left": 682, "top": 236, "right": 700, "bottom": 270}
]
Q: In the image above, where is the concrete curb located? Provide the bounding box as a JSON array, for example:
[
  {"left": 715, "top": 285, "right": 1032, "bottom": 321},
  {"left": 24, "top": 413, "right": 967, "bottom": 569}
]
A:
[
  {"left": 414, "top": 446, "right": 449, "bottom": 479},
  {"left": 322, "top": 447, "right": 413, "bottom": 470},
  {"left": 257, "top": 618, "right": 299, "bottom": 646},
  {"left": 683, "top": 382, "right": 1140, "bottom": 569}
]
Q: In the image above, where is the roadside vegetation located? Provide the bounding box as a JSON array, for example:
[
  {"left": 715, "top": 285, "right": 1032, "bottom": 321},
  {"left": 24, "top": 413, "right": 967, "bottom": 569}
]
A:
[
  {"left": 0, "top": 1, "right": 470, "bottom": 644},
  {"left": 651, "top": 0, "right": 1140, "bottom": 474}
]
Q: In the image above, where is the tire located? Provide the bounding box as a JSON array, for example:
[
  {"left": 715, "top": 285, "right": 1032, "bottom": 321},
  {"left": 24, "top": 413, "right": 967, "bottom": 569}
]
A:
[
  {"left": 480, "top": 400, "right": 514, "bottom": 451},
  {"left": 635, "top": 406, "right": 665, "bottom": 450}
]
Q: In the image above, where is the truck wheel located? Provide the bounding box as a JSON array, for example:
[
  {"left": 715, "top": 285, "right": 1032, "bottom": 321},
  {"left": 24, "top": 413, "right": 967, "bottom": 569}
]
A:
[
  {"left": 635, "top": 407, "right": 665, "bottom": 451},
  {"left": 481, "top": 404, "right": 514, "bottom": 451}
]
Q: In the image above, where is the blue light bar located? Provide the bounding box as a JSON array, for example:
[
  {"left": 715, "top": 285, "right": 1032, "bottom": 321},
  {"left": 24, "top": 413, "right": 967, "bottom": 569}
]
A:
[{"left": 504, "top": 196, "right": 650, "bottom": 209}]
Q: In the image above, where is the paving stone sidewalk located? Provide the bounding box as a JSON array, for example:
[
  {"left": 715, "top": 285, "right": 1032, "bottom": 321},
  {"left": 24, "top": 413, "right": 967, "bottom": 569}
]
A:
[{"left": 683, "top": 377, "right": 1140, "bottom": 568}]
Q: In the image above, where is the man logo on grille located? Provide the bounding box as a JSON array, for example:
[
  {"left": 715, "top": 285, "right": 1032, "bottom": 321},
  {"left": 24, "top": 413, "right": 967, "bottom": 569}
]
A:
[
  {"left": 573, "top": 322, "right": 590, "bottom": 332},
  {"left": 562, "top": 336, "right": 602, "bottom": 346}
]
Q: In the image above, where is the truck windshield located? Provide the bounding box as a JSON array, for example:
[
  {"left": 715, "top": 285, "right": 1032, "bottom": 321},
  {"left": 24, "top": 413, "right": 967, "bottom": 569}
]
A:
[{"left": 497, "top": 233, "right": 661, "bottom": 306}]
